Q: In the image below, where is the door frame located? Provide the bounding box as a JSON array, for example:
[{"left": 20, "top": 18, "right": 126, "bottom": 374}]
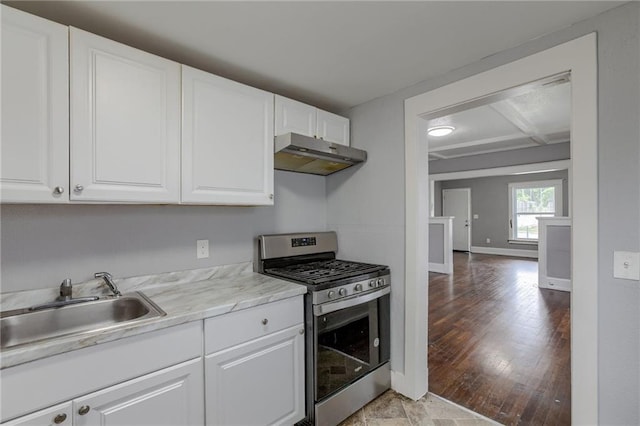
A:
[
  {"left": 401, "top": 33, "right": 598, "bottom": 424},
  {"left": 442, "top": 188, "right": 471, "bottom": 252}
]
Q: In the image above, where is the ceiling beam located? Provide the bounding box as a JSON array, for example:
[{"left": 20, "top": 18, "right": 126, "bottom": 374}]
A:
[
  {"left": 489, "top": 101, "right": 550, "bottom": 145},
  {"left": 428, "top": 132, "right": 529, "bottom": 152}
]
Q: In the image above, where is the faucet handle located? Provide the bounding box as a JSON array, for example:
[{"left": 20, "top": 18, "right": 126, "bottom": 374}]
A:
[{"left": 59, "top": 278, "right": 72, "bottom": 299}]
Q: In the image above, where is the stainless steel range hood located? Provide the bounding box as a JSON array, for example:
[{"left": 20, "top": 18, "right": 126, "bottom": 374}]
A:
[{"left": 274, "top": 133, "right": 367, "bottom": 176}]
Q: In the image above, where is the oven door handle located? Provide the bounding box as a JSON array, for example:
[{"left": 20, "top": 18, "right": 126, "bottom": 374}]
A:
[{"left": 313, "top": 287, "right": 390, "bottom": 316}]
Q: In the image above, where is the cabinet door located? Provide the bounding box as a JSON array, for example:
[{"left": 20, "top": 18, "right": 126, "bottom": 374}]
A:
[
  {"left": 70, "top": 27, "right": 181, "bottom": 203},
  {"left": 1, "top": 6, "right": 69, "bottom": 203},
  {"left": 182, "top": 65, "right": 274, "bottom": 205},
  {"left": 2, "top": 402, "right": 72, "bottom": 426},
  {"left": 73, "top": 358, "right": 203, "bottom": 426},
  {"left": 274, "top": 95, "right": 316, "bottom": 138},
  {"left": 316, "top": 109, "right": 350, "bottom": 146},
  {"left": 205, "top": 325, "right": 305, "bottom": 426}
]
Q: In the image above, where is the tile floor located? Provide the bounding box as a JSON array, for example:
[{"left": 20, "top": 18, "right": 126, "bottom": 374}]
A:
[{"left": 338, "top": 390, "right": 500, "bottom": 426}]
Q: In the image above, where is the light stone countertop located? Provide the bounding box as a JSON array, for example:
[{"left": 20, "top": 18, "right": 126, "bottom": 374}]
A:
[{"left": 0, "top": 262, "right": 306, "bottom": 369}]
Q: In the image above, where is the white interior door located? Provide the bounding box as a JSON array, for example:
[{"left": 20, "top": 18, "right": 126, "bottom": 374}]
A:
[{"left": 442, "top": 188, "right": 471, "bottom": 251}]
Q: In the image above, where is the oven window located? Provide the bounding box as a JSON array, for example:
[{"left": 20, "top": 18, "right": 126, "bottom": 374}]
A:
[{"left": 315, "top": 301, "right": 376, "bottom": 400}]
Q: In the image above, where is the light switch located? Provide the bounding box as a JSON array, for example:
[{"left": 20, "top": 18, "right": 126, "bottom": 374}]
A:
[
  {"left": 613, "top": 251, "right": 640, "bottom": 280},
  {"left": 473, "top": 214, "right": 479, "bottom": 219}
]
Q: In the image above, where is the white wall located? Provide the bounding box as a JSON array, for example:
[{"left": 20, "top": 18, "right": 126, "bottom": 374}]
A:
[
  {"left": 1, "top": 171, "right": 326, "bottom": 292},
  {"left": 327, "top": 3, "right": 639, "bottom": 423}
]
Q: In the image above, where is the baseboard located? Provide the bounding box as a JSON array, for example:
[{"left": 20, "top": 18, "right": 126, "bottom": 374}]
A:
[
  {"left": 428, "top": 262, "right": 452, "bottom": 274},
  {"left": 539, "top": 277, "right": 571, "bottom": 292},
  {"left": 470, "top": 246, "right": 538, "bottom": 259}
]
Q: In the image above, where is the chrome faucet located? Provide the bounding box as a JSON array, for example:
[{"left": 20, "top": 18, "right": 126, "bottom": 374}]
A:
[
  {"left": 95, "top": 272, "right": 122, "bottom": 297},
  {"left": 58, "top": 278, "right": 73, "bottom": 301},
  {"left": 29, "top": 279, "right": 99, "bottom": 311}
]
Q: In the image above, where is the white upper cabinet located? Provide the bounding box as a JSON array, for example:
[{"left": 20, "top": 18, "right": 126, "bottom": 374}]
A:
[
  {"left": 275, "top": 95, "right": 350, "bottom": 146},
  {"left": 1, "top": 6, "right": 69, "bottom": 203},
  {"left": 316, "top": 109, "right": 350, "bottom": 146},
  {"left": 182, "top": 65, "right": 274, "bottom": 205},
  {"left": 70, "top": 27, "right": 181, "bottom": 203},
  {"left": 274, "top": 95, "right": 316, "bottom": 138}
]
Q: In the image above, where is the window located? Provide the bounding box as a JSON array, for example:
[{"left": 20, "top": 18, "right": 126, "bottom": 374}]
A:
[{"left": 508, "top": 179, "right": 563, "bottom": 242}]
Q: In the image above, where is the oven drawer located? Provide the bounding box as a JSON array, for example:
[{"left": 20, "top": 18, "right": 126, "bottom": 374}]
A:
[{"left": 204, "top": 295, "right": 303, "bottom": 354}]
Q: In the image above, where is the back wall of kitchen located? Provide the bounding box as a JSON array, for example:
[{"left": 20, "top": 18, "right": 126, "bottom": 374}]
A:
[{"left": 1, "top": 171, "right": 326, "bottom": 292}]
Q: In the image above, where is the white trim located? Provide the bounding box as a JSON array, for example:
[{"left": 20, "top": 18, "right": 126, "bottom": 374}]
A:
[
  {"left": 537, "top": 217, "right": 572, "bottom": 292},
  {"left": 470, "top": 246, "right": 538, "bottom": 259},
  {"left": 404, "top": 33, "right": 598, "bottom": 424},
  {"left": 429, "top": 217, "right": 454, "bottom": 274},
  {"left": 429, "top": 159, "right": 570, "bottom": 182},
  {"left": 428, "top": 262, "right": 450, "bottom": 274}
]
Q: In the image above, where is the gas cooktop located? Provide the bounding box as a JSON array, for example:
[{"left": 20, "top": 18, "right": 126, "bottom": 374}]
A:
[{"left": 265, "top": 259, "right": 388, "bottom": 285}]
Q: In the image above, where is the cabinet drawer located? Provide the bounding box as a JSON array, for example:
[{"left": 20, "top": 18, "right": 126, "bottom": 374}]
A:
[{"left": 204, "top": 296, "right": 303, "bottom": 354}]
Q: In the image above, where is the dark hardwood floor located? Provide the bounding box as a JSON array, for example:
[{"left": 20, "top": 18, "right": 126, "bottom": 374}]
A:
[{"left": 428, "top": 252, "right": 571, "bottom": 425}]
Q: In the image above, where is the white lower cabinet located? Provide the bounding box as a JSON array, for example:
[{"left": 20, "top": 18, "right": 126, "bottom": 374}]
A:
[
  {"left": 205, "top": 325, "right": 305, "bottom": 426},
  {"left": 1, "top": 299, "right": 305, "bottom": 426},
  {"left": 2, "top": 402, "right": 72, "bottom": 426},
  {"left": 74, "top": 358, "right": 203, "bottom": 426},
  {"left": 2, "top": 359, "right": 203, "bottom": 426},
  {"left": 203, "top": 296, "right": 305, "bottom": 426}
]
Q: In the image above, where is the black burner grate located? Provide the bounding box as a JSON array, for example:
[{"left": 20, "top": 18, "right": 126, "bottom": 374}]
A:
[{"left": 265, "top": 259, "right": 386, "bottom": 285}]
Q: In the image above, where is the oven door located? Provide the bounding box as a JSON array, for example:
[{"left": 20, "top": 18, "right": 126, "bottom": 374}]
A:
[{"left": 313, "top": 287, "right": 390, "bottom": 402}]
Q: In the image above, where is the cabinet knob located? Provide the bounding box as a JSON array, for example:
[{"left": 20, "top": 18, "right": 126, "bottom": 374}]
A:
[
  {"left": 261, "top": 318, "right": 268, "bottom": 325},
  {"left": 53, "top": 413, "right": 67, "bottom": 424},
  {"left": 299, "top": 328, "right": 304, "bottom": 335},
  {"left": 78, "top": 405, "right": 90, "bottom": 415},
  {"left": 269, "top": 194, "right": 274, "bottom": 200},
  {"left": 74, "top": 185, "right": 84, "bottom": 193},
  {"left": 53, "top": 186, "right": 65, "bottom": 195}
]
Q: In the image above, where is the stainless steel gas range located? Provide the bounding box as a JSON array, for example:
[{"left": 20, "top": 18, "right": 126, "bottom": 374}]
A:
[{"left": 255, "top": 231, "right": 390, "bottom": 426}]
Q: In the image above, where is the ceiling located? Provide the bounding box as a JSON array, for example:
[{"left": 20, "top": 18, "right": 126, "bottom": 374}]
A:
[
  {"left": 427, "top": 77, "right": 571, "bottom": 160},
  {"left": 4, "top": 1, "right": 624, "bottom": 112}
]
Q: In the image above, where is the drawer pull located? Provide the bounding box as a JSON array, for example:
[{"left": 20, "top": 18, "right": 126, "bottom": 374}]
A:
[
  {"left": 53, "top": 413, "right": 67, "bottom": 424},
  {"left": 78, "top": 405, "right": 90, "bottom": 415},
  {"left": 261, "top": 318, "right": 268, "bottom": 325}
]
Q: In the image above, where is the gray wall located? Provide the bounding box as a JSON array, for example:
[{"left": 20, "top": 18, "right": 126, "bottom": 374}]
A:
[
  {"left": 328, "top": 3, "right": 639, "bottom": 423},
  {"left": 430, "top": 141, "right": 570, "bottom": 175},
  {"left": 436, "top": 170, "right": 569, "bottom": 251},
  {"left": 1, "top": 171, "right": 326, "bottom": 292},
  {"left": 428, "top": 223, "right": 445, "bottom": 264}
]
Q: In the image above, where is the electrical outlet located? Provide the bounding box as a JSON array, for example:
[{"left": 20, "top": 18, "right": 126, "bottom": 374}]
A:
[
  {"left": 486, "top": 238, "right": 491, "bottom": 244},
  {"left": 197, "top": 239, "right": 209, "bottom": 259}
]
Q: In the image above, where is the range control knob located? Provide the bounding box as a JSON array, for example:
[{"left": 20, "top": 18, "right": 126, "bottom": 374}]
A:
[
  {"left": 369, "top": 280, "right": 376, "bottom": 288},
  {"left": 338, "top": 288, "right": 347, "bottom": 296},
  {"left": 377, "top": 278, "right": 385, "bottom": 287},
  {"left": 327, "top": 290, "right": 335, "bottom": 299},
  {"left": 354, "top": 283, "right": 363, "bottom": 292}
]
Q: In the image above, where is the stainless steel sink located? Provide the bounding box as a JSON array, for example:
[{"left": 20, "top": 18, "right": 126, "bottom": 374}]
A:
[{"left": 1, "top": 292, "right": 166, "bottom": 350}]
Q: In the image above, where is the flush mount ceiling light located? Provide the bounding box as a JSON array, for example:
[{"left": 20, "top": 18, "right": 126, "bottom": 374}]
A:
[{"left": 427, "top": 126, "right": 455, "bottom": 137}]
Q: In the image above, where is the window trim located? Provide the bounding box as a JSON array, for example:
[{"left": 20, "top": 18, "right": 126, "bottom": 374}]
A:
[{"left": 508, "top": 179, "right": 563, "bottom": 243}]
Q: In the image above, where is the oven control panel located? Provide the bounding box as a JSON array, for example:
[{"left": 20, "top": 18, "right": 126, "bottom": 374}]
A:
[
  {"left": 291, "top": 237, "right": 316, "bottom": 247},
  {"left": 312, "top": 274, "right": 391, "bottom": 305}
]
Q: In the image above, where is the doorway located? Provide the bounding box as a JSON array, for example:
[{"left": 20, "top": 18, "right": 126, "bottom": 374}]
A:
[
  {"left": 402, "top": 33, "right": 597, "bottom": 424},
  {"left": 442, "top": 188, "right": 471, "bottom": 252}
]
